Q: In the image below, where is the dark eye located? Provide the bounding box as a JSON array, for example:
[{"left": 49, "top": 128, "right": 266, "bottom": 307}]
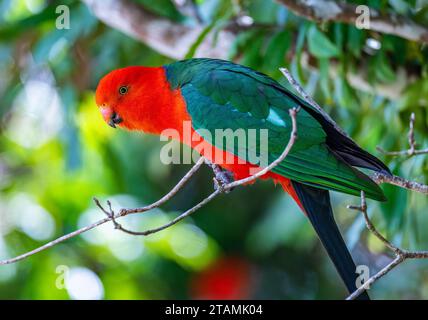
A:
[{"left": 119, "top": 86, "right": 128, "bottom": 95}]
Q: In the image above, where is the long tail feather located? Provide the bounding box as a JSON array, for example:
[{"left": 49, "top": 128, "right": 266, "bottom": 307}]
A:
[{"left": 291, "top": 181, "right": 370, "bottom": 300}]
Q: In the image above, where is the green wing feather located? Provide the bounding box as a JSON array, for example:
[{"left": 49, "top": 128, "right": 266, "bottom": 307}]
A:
[{"left": 165, "top": 59, "right": 385, "bottom": 201}]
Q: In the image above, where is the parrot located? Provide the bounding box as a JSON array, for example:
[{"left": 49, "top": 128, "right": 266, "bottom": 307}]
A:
[{"left": 95, "top": 58, "right": 391, "bottom": 299}]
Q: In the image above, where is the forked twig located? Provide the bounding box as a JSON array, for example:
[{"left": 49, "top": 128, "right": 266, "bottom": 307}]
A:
[
  {"left": 94, "top": 108, "right": 300, "bottom": 235},
  {"left": 281, "top": 66, "right": 428, "bottom": 300},
  {"left": 346, "top": 191, "right": 428, "bottom": 300},
  {"left": 377, "top": 113, "right": 428, "bottom": 157},
  {"left": 0, "top": 157, "right": 206, "bottom": 265},
  {"left": 0, "top": 108, "right": 300, "bottom": 265}
]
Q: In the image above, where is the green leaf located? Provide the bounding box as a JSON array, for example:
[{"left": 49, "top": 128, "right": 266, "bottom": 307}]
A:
[
  {"left": 307, "top": 25, "right": 340, "bottom": 59},
  {"left": 319, "top": 58, "right": 331, "bottom": 101},
  {"left": 347, "top": 28, "right": 364, "bottom": 58},
  {"left": 380, "top": 179, "right": 408, "bottom": 235},
  {"left": 263, "top": 30, "right": 291, "bottom": 71},
  {"left": 334, "top": 23, "right": 344, "bottom": 49},
  {"left": 133, "top": 0, "right": 185, "bottom": 22},
  {"left": 296, "top": 22, "right": 309, "bottom": 54},
  {"left": 184, "top": 22, "right": 215, "bottom": 59},
  {"left": 247, "top": 0, "right": 282, "bottom": 23},
  {"left": 375, "top": 51, "right": 397, "bottom": 83},
  {"left": 241, "top": 33, "right": 265, "bottom": 68},
  {"left": 0, "top": 2, "right": 67, "bottom": 40}
]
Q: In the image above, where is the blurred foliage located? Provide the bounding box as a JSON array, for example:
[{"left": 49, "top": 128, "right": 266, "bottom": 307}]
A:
[{"left": 0, "top": 0, "right": 428, "bottom": 300}]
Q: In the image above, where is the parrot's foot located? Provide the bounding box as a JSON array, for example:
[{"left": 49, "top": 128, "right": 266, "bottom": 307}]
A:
[
  {"left": 204, "top": 159, "right": 234, "bottom": 193},
  {"left": 93, "top": 198, "right": 123, "bottom": 230}
]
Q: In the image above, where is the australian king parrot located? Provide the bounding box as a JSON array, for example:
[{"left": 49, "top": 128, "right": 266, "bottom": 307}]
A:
[{"left": 95, "top": 58, "right": 391, "bottom": 299}]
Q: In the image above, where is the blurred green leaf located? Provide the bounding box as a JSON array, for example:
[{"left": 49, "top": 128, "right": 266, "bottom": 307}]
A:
[
  {"left": 307, "top": 24, "right": 340, "bottom": 59},
  {"left": 380, "top": 180, "right": 408, "bottom": 235},
  {"left": 263, "top": 30, "right": 291, "bottom": 71},
  {"left": 133, "top": 0, "right": 184, "bottom": 21}
]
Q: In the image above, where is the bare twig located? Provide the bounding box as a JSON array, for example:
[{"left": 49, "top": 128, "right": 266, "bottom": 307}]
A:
[
  {"left": 81, "top": 0, "right": 234, "bottom": 60},
  {"left": 204, "top": 159, "right": 234, "bottom": 193},
  {"left": 370, "top": 172, "right": 428, "bottom": 195},
  {"left": 96, "top": 189, "right": 222, "bottom": 236},
  {"left": 108, "top": 156, "right": 206, "bottom": 217},
  {"left": 281, "top": 66, "right": 428, "bottom": 299},
  {"left": 94, "top": 108, "right": 300, "bottom": 235},
  {"left": 227, "top": 108, "right": 299, "bottom": 188},
  {"left": 346, "top": 191, "right": 428, "bottom": 300},
  {"left": 0, "top": 157, "right": 206, "bottom": 265},
  {"left": 281, "top": 67, "right": 428, "bottom": 195},
  {"left": 347, "top": 255, "right": 404, "bottom": 300},
  {"left": 280, "top": 67, "right": 350, "bottom": 139},
  {"left": 377, "top": 113, "right": 428, "bottom": 157},
  {"left": 0, "top": 108, "right": 300, "bottom": 265}
]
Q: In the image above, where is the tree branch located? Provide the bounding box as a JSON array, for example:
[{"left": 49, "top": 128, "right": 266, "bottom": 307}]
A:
[
  {"left": 0, "top": 156, "right": 206, "bottom": 265},
  {"left": 282, "top": 66, "right": 428, "bottom": 299},
  {"left": 280, "top": 67, "right": 350, "bottom": 139},
  {"left": 81, "top": 0, "right": 234, "bottom": 59},
  {"left": 377, "top": 113, "right": 428, "bottom": 157},
  {"left": 0, "top": 105, "right": 300, "bottom": 265},
  {"left": 276, "top": 0, "right": 428, "bottom": 44},
  {"left": 204, "top": 159, "right": 235, "bottom": 193},
  {"left": 81, "top": 0, "right": 417, "bottom": 100},
  {"left": 346, "top": 191, "right": 428, "bottom": 300},
  {"left": 94, "top": 107, "right": 300, "bottom": 235},
  {"left": 281, "top": 67, "right": 428, "bottom": 195},
  {"left": 2, "top": 63, "right": 427, "bottom": 301},
  {"left": 370, "top": 172, "right": 428, "bottom": 195}
]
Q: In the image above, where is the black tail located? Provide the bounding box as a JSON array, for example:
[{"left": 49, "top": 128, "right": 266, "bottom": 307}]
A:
[{"left": 292, "top": 181, "right": 370, "bottom": 300}]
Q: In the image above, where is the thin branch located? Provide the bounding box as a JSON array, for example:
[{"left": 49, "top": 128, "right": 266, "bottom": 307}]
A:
[
  {"left": 377, "top": 113, "right": 428, "bottom": 157},
  {"left": 95, "top": 107, "right": 300, "bottom": 235},
  {"left": 96, "top": 189, "right": 222, "bottom": 236},
  {"left": 0, "top": 157, "right": 206, "bottom": 265},
  {"left": 347, "top": 192, "right": 400, "bottom": 253},
  {"left": 279, "top": 67, "right": 351, "bottom": 139},
  {"left": 277, "top": 66, "right": 428, "bottom": 300},
  {"left": 204, "top": 159, "right": 234, "bottom": 193},
  {"left": 346, "top": 255, "right": 404, "bottom": 301},
  {"left": 227, "top": 108, "right": 299, "bottom": 188},
  {"left": 276, "top": 0, "right": 428, "bottom": 44},
  {"left": 0, "top": 107, "right": 300, "bottom": 265},
  {"left": 370, "top": 172, "right": 428, "bottom": 195},
  {"left": 112, "top": 156, "right": 206, "bottom": 217},
  {"left": 346, "top": 191, "right": 428, "bottom": 300},
  {"left": 0, "top": 216, "right": 112, "bottom": 266},
  {"left": 281, "top": 67, "right": 428, "bottom": 195},
  {"left": 81, "top": 0, "right": 234, "bottom": 60}
]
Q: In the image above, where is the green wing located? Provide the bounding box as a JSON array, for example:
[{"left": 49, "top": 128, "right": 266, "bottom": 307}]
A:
[{"left": 165, "top": 59, "right": 385, "bottom": 201}]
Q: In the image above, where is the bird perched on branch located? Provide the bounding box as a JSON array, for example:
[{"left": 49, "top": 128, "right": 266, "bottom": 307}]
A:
[{"left": 95, "top": 58, "right": 391, "bottom": 299}]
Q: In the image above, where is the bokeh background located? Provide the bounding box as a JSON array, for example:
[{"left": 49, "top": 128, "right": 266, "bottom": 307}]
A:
[{"left": 1, "top": 0, "right": 428, "bottom": 300}]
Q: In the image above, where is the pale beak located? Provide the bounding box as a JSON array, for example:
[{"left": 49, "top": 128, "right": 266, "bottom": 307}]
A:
[{"left": 100, "top": 106, "right": 122, "bottom": 129}]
